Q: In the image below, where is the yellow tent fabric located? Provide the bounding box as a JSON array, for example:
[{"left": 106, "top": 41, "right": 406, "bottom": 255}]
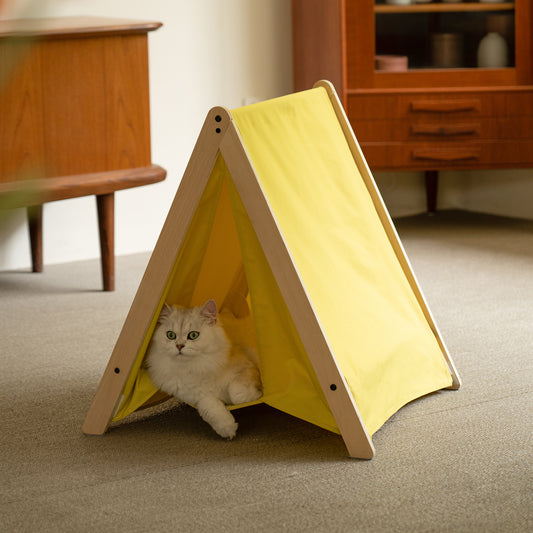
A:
[
  {"left": 111, "top": 86, "right": 452, "bottom": 437},
  {"left": 230, "top": 88, "right": 452, "bottom": 435}
]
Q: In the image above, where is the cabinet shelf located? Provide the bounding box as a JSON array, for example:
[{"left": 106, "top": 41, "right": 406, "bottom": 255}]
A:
[{"left": 375, "top": 2, "right": 515, "bottom": 14}]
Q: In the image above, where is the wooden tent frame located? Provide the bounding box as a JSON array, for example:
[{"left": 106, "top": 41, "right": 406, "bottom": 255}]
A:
[{"left": 83, "top": 81, "right": 460, "bottom": 459}]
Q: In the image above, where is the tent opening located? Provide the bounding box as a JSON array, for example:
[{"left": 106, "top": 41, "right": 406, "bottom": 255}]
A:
[{"left": 110, "top": 155, "right": 338, "bottom": 433}]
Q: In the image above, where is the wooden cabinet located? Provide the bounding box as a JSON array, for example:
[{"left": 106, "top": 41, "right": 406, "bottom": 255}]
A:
[
  {"left": 0, "top": 17, "right": 166, "bottom": 289},
  {"left": 292, "top": 0, "right": 533, "bottom": 211}
]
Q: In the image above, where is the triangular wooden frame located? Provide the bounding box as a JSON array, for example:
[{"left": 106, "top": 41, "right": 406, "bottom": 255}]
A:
[{"left": 83, "top": 81, "right": 460, "bottom": 459}]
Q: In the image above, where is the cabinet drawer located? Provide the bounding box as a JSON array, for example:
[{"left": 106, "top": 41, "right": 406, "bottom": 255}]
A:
[
  {"left": 346, "top": 88, "right": 533, "bottom": 171},
  {"left": 347, "top": 91, "right": 533, "bottom": 121},
  {"left": 351, "top": 116, "right": 533, "bottom": 142},
  {"left": 359, "top": 139, "right": 533, "bottom": 171}
]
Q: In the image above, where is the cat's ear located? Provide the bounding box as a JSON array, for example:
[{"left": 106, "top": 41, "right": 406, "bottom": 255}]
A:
[
  {"left": 158, "top": 303, "right": 173, "bottom": 322},
  {"left": 201, "top": 299, "right": 217, "bottom": 324}
]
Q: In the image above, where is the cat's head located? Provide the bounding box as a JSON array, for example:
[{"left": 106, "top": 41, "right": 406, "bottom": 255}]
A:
[{"left": 152, "top": 299, "right": 228, "bottom": 359}]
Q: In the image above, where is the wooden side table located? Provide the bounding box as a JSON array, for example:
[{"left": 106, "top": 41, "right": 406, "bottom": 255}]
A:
[{"left": 0, "top": 16, "right": 166, "bottom": 290}]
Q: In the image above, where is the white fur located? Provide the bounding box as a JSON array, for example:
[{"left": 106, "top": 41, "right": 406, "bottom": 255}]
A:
[{"left": 145, "top": 300, "right": 262, "bottom": 439}]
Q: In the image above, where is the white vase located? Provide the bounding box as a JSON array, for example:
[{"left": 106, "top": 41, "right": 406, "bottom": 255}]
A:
[{"left": 477, "top": 32, "right": 508, "bottom": 68}]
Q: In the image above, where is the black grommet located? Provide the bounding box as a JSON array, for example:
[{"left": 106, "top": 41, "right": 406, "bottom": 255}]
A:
[
  {"left": 114, "top": 368, "right": 120, "bottom": 374},
  {"left": 216, "top": 128, "right": 221, "bottom": 133},
  {"left": 215, "top": 115, "right": 222, "bottom": 122},
  {"left": 330, "top": 384, "right": 337, "bottom": 391}
]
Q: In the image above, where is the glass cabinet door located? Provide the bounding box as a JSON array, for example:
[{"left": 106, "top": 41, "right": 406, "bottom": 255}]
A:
[{"left": 374, "top": 2, "right": 516, "bottom": 72}]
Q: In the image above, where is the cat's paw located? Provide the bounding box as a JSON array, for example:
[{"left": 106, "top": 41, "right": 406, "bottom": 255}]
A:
[
  {"left": 214, "top": 420, "right": 238, "bottom": 440},
  {"left": 197, "top": 396, "right": 239, "bottom": 440},
  {"left": 249, "top": 385, "right": 263, "bottom": 402},
  {"left": 228, "top": 382, "right": 263, "bottom": 405}
]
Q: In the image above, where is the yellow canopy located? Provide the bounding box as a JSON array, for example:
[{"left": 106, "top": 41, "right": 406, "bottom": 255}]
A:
[{"left": 111, "top": 85, "right": 453, "bottom": 439}]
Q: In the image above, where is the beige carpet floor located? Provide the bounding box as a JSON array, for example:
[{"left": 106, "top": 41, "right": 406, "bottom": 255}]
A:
[{"left": 1, "top": 210, "right": 531, "bottom": 532}]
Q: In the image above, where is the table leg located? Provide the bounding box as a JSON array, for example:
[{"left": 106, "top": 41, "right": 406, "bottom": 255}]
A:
[
  {"left": 96, "top": 193, "right": 115, "bottom": 291},
  {"left": 425, "top": 170, "right": 439, "bottom": 214},
  {"left": 27, "top": 205, "right": 43, "bottom": 272}
]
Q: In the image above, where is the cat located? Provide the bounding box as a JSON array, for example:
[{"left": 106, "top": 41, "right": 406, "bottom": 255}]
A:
[{"left": 145, "top": 299, "right": 262, "bottom": 439}]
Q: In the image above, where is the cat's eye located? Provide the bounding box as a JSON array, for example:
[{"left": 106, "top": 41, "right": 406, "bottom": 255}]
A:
[
  {"left": 187, "top": 331, "right": 200, "bottom": 340},
  {"left": 166, "top": 331, "right": 177, "bottom": 340}
]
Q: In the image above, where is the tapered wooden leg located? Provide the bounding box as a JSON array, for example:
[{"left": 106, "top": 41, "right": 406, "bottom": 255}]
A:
[
  {"left": 424, "top": 170, "right": 439, "bottom": 214},
  {"left": 27, "top": 205, "right": 43, "bottom": 273},
  {"left": 96, "top": 193, "right": 115, "bottom": 291}
]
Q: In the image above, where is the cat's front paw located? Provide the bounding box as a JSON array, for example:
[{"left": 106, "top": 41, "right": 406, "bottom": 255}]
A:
[
  {"left": 197, "top": 396, "right": 239, "bottom": 440},
  {"left": 214, "top": 420, "right": 238, "bottom": 440}
]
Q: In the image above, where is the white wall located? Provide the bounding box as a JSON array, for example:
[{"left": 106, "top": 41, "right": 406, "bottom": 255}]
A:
[{"left": 1, "top": 0, "right": 531, "bottom": 271}]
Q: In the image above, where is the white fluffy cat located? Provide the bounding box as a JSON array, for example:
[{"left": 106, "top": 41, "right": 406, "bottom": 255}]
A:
[{"left": 145, "top": 299, "right": 262, "bottom": 439}]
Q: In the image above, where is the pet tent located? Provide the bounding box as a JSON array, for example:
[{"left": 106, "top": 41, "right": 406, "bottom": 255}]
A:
[{"left": 83, "top": 81, "right": 460, "bottom": 459}]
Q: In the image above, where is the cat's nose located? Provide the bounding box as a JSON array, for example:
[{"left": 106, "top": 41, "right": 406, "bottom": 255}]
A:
[{"left": 177, "top": 344, "right": 184, "bottom": 351}]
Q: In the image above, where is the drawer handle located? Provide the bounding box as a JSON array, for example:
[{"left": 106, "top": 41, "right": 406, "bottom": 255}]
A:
[
  {"left": 412, "top": 148, "right": 480, "bottom": 162},
  {"left": 411, "top": 124, "right": 480, "bottom": 137},
  {"left": 410, "top": 99, "right": 480, "bottom": 113}
]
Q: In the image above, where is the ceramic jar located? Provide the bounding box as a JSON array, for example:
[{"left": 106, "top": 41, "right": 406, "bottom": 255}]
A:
[{"left": 477, "top": 32, "right": 508, "bottom": 68}]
